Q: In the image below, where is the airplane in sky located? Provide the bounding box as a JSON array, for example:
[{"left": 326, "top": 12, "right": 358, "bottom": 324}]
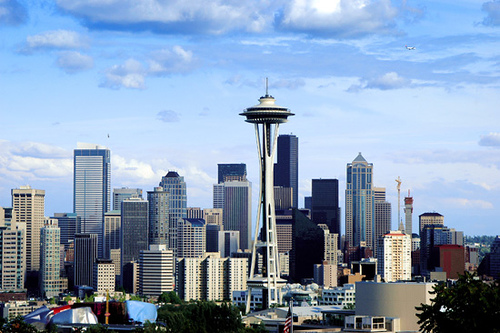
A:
[{"left": 405, "top": 45, "right": 416, "bottom": 50}]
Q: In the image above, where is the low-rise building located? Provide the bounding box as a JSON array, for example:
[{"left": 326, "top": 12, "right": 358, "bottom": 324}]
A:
[{"left": 319, "top": 284, "right": 355, "bottom": 308}]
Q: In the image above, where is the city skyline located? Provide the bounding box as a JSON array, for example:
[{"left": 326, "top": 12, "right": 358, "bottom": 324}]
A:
[{"left": 1, "top": 1, "right": 499, "bottom": 236}]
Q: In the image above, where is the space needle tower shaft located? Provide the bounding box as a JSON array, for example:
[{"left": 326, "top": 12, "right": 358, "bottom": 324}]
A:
[{"left": 240, "top": 80, "right": 294, "bottom": 312}]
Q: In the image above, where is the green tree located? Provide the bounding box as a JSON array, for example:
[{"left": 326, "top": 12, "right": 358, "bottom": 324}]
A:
[
  {"left": 158, "top": 291, "right": 182, "bottom": 305},
  {"left": 1, "top": 315, "right": 38, "bottom": 333},
  {"left": 416, "top": 272, "right": 500, "bottom": 333}
]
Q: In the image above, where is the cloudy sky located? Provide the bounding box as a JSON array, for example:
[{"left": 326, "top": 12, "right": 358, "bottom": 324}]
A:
[{"left": 1, "top": 0, "right": 499, "bottom": 236}]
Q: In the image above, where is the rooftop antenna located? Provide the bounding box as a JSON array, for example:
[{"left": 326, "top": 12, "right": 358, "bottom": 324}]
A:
[{"left": 265, "top": 77, "right": 269, "bottom": 97}]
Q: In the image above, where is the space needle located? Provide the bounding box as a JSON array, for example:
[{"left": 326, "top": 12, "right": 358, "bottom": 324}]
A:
[{"left": 240, "top": 80, "right": 294, "bottom": 312}]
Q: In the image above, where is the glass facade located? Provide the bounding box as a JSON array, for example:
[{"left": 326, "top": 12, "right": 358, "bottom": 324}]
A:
[
  {"left": 346, "top": 153, "right": 374, "bottom": 249},
  {"left": 73, "top": 144, "right": 110, "bottom": 258}
]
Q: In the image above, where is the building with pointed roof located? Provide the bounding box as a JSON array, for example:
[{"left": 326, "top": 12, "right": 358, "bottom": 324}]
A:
[{"left": 345, "top": 153, "right": 374, "bottom": 251}]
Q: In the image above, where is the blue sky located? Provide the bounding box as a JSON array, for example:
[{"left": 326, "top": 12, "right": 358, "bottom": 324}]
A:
[{"left": 1, "top": 0, "right": 499, "bottom": 236}]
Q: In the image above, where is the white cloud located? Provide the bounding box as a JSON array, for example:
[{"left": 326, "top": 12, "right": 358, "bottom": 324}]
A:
[
  {"left": 479, "top": 132, "right": 500, "bottom": 147},
  {"left": 0, "top": 141, "right": 72, "bottom": 182},
  {"left": 277, "top": 0, "right": 400, "bottom": 37},
  {"left": 148, "top": 46, "right": 196, "bottom": 76},
  {"left": 21, "top": 30, "right": 87, "bottom": 53},
  {"left": 56, "top": 51, "right": 94, "bottom": 74},
  {"left": 100, "top": 59, "right": 146, "bottom": 89},
  {"left": 442, "top": 198, "right": 494, "bottom": 209},
  {"left": 56, "top": 0, "right": 273, "bottom": 34},
  {"left": 348, "top": 72, "right": 412, "bottom": 91},
  {"left": 112, "top": 155, "right": 158, "bottom": 184}
]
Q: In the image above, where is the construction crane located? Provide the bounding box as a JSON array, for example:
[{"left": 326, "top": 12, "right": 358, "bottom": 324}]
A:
[{"left": 395, "top": 177, "right": 402, "bottom": 230}]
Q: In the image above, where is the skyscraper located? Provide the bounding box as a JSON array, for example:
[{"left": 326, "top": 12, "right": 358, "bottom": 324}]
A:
[
  {"left": 311, "top": 179, "right": 340, "bottom": 234},
  {"left": 177, "top": 218, "right": 206, "bottom": 258},
  {"left": 103, "top": 210, "right": 121, "bottom": 259},
  {"left": 74, "top": 233, "right": 98, "bottom": 287},
  {"left": 274, "top": 134, "right": 298, "bottom": 208},
  {"left": 217, "top": 164, "right": 247, "bottom": 183},
  {"left": 0, "top": 207, "right": 25, "bottom": 291},
  {"left": 52, "top": 213, "right": 80, "bottom": 251},
  {"left": 147, "top": 187, "right": 169, "bottom": 246},
  {"left": 74, "top": 143, "right": 111, "bottom": 258},
  {"left": 345, "top": 153, "right": 374, "bottom": 250},
  {"left": 139, "top": 245, "right": 175, "bottom": 297},
  {"left": 377, "top": 230, "right": 411, "bottom": 282},
  {"left": 12, "top": 185, "right": 45, "bottom": 273},
  {"left": 113, "top": 187, "right": 142, "bottom": 210},
  {"left": 159, "top": 171, "right": 187, "bottom": 256},
  {"left": 222, "top": 180, "right": 252, "bottom": 250},
  {"left": 419, "top": 212, "right": 444, "bottom": 232},
  {"left": 40, "top": 219, "right": 68, "bottom": 298},
  {"left": 121, "top": 197, "right": 149, "bottom": 265},
  {"left": 373, "top": 187, "right": 392, "bottom": 255},
  {"left": 403, "top": 191, "right": 414, "bottom": 236}
]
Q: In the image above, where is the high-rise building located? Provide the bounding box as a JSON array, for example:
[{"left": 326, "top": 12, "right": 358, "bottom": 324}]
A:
[
  {"left": 12, "top": 186, "right": 45, "bottom": 273},
  {"left": 377, "top": 230, "right": 411, "bottom": 282},
  {"left": 177, "top": 218, "right": 206, "bottom": 259},
  {"left": 176, "top": 252, "right": 247, "bottom": 302},
  {"left": 404, "top": 191, "right": 413, "bottom": 235},
  {"left": 121, "top": 197, "right": 149, "bottom": 266},
  {"left": 187, "top": 207, "right": 203, "bottom": 219},
  {"left": 312, "top": 179, "right": 340, "bottom": 234},
  {"left": 206, "top": 224, "right": 222, "bottom": 253},
  {"left": 420, "top": 224, "right": 463, "bottom": 277},
  {"left": 40, "top": 219, "right": 68, "bottom": 298},
  {"left": 159, "top": 171, "right": 187, "bottom": 255},
  {"left": 93, "top": 259, "right": 115, "bottom": 296},
  {"left": 240, "top": 88, "right": 293, "bottom": 311},
  {"left": 274, "top": 134, "right": 298, "bottom": 208},
  {"left": 113, "top": 188, "right": 142, "bottom": 210},
  {"left": 0, "top": 207, "right": 25, "bottom": 291},
  {"left": 221, "top": 181, "right": 252, "bottom": 250},
  {"left": 218, "top": 164, "right": 247, "bottom": 183},
  {"left": 318, "top": 224, "right": 339, "bottom": 265},
  {"left": 419, "top": 212, "right": 444, "bottom": 232},
  {"left": 274, "top": 186, "right": 293, "bottom": 210},
  {"left": 218, "top": 230, "right": 240, "bottom": 257},
  {"left": 73, "top": 143, "right": 111, "bottom": 258},
  {"left": 147, "top": 187, "right": 169, "bottom": 246},
  {"left": 373, "top": 187, "right": 392, "bottom": 256},
  {"left": 52, "top": 213, "right": 80, "bottom": 251},
  {"left": 74, "top": 233, "right": 98, "bottom": 287},
  {"left": 103, "top": 210, "right": 121, "bottom": 259},
  {"left": 289, "top": 209, "right": 325, "bottom": 283},
  {"left": 139, "top": 245, "right": 175, "bottom": 297},
  {"left": 345, "top": 153, "right": 374, "bottom": 249},
  {"left": 203, "top": 208, "right": 223, "bottom": 227}
]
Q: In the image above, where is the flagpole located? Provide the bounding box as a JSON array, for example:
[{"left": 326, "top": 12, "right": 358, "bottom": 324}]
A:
[{"left": 290, "top": 297, "right": 293, "bottom": 333}]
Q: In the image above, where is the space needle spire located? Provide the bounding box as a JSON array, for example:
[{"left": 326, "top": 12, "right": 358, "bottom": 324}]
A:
[{"left": 240, "top": 80, "right": 294, "bottom": 312}]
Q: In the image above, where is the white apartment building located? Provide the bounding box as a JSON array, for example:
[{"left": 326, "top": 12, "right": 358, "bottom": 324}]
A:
[
  {"left": 177, "top": 252, "right": 247, "bottom": 302},
  {"left": 377, "top": 231, "right": 411, "bottom": 282},
  {"left": 319, "top": 284, "right": 356, "bottom": 308},
  {"left": 93, "top": 259, "right": 115, "bottom": 296}
]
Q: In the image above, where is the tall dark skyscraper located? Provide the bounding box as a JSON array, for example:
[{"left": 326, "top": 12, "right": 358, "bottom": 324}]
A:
[
  {"left": 274, "top": 134, "right": 298, "bottom": 208},
  {"left": 311, "top": 179, "right": 340, "bottom": 235},
  {"left": 74, "top": 233, "right": 98, "bottom": 287},
  {"left": 121, "top": 197, "right": 149, "bottom": 273},
  {"left": 217, "top": 164, "right": 247, "bottom": 183}
]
